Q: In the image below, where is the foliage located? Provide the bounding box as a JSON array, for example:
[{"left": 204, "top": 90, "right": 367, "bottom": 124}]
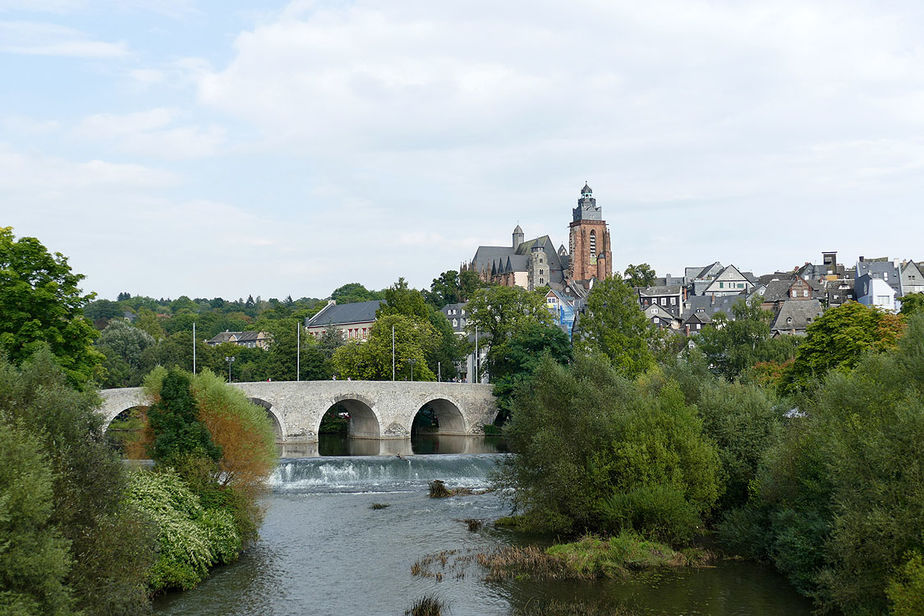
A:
[
  {"left": 0, "top": 419, "right": 74, "bottom": 616},
  {"left": 192, "top": 369, "right": 277, "bottom": 496},
  {"left": 623, "top": 263, "right": 656, "bottom": 288},
  {"left": 0, "top": 227, "right": 102, "bottom": 385},
  {"left": 330, "top": 282, "right": 385, "bottom": 304},
  {"left": 575, "top": 277, "right": 656, "bottom": 378},
  {"left": 126, "top": 470, "right": 240, "bottom": 591},
  {"left": 378, "top": 278, "right": 470, "bottom": 380},
  {"left": 722, "top": 314, "right": 924, "bottom": 614},
  {"left": 491, "top": 323, "right": 572, "bottom": 422},
  {"left": 425, "top": 269, "right": 486, "bottom": 307},
  {"left": 141, "top": 367, "right": 277, "bottom": 546},
  {"left": 96, "top": 318, "right": 156, "bottom": 387},
  {"left": 0, "top": 349, "right": 157, "bottom": 615},
  {"left": 466, "top": 284, "right": 553, "bottom": 382},
  {"left": 497, "top": 355, "right": 721, "bottom": 542},
  {"left": 145, "top": 368, "right": 222, "bottom": 466},
  {"left": 666, "top": 357, "right": 785, "bottom": 514},
  {"left": 887, "top": 550, "right": 924, "bottom": 616},
  {"left": 693, "top": 295, "right": 799, "bottom": 382},
  {"left": 899, "top": 292, "right": 924, "bottom": 317},
  {"left": 332, "top": 314, "right": 438, "bottom": 381},
  {"left": 781, "top": 301, "right": 904, "bottom": 393}
]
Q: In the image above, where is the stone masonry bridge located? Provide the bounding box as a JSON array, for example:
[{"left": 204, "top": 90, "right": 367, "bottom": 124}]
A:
[{"left": 99, "top": 380, "right": 498, "bottom": 443}]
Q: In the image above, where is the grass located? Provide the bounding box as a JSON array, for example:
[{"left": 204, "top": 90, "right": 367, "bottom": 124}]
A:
[
  {"left": 405, "top": 594, "right": 446, "bottom": 616},
  {"left": 511, "top": 600, "right": 635, "bottom": 615},
  {"left": 463, "top": 518, "right": 483, "bottom": 532},
  {"left": 370, "top": 503, "right": 390, "bottom": 510},
  {"left": 478, "top": 531, "right": 713, "bottom": 582}
]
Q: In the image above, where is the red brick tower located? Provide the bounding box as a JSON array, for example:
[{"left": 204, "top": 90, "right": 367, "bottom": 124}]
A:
[{"left": 568, "top": 183, "right": 612, "bottom": 281}]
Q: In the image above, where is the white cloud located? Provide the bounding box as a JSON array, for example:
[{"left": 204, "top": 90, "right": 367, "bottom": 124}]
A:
[
  {"left": 74, "top": 108, "right": 226, "bottom": 159},
  {"left": 0, "top": 20, "right": 127, "bottom": 57}
]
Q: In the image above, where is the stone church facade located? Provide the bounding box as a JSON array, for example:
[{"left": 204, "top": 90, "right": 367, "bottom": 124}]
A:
[{"left": 464, "top": 183, "right": 613, "bottom": 292}]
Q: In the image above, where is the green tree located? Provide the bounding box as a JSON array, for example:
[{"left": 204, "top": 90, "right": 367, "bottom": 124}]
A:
[
  {"left": 96, "top": 318, "right": 156, "bottom": 387},
  {"left": 623, "top": 263, "right": 657, "bottom": 287},
  {"left": 497, "top": 355, "right": 721, "bottom": 543},
  {"left": 576, "top": 277, "right": 655, "bottom": 378},
  {"left": 378, "top": 278, "right": 469, "bottom": 381},
  {"left": 0, "top": 419, "right": 74, "bottom": 616},
  {"left": 0, "top": 349, "right": 156, "bottom": 615},
  {"left": 330, "top": 282, "right": 384, "bottom": 304},
  {"left": 332, "top": 314, "right": 437, "bottom": 381},
  {"left": 491, "top": 323, "right": 572, "bottom": 422},
  {"left": 781, "top": 301, "right": 904, "bottom": 393},
  {"left": 722, "top": 314, "right": 924, "bottom": 613},
  {"left": 694, "top": 296, "right": 800, "bottom": 382},
  {"left": 84, "top": 298, "right": 123, "bottom": 324},
  {"left": 466, "top": 285, "right": 553, "bottom": 381},
  {"left": 899, "top": 293, "right": 924, "bottom": 317},
  {"left": 145, "top": 368, "right": 221, "bottom": 466},
  {"left": 0, "top": 227, "right": 103, "bottom": 385}
]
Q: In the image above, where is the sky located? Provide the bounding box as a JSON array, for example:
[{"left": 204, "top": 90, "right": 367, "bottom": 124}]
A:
[{"left": 2, "top": 0, "right": 924, "bottom": 301}]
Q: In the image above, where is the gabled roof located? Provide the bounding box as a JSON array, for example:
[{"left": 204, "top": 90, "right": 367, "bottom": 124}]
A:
[
  {"left": 681, "top": 293, "right": 744, "bottom": 321},
  {"left": 306, "top": 300, "right": 382, "bottom": 327},
  {"left": 771, "top": 299, "right": 823, "bottom": 334},
  {"left": 645, "top": 303, "right": 679, "bottom": 321}
]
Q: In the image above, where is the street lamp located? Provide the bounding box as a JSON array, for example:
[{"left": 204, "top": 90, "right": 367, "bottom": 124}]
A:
[
  {"left": 225, "top": 356, "right": 235, "bottom": 382},
  {"left": 407, "top": 358, "right": 417, "bottom": 381}
]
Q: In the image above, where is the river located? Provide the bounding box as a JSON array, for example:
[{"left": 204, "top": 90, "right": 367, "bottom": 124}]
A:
[{"left": 153, "top": 439, "right": 812, "bottom": 616}]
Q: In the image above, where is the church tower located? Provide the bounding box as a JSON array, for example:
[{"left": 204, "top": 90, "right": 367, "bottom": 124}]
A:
[{"left": 568, "top": 183, "right": 612, "bottom": 281}]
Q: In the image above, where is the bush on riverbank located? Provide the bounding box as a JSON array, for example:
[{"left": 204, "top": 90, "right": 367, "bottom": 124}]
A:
[
  {"left": 719, "top": 314, "right": 924, "bottom": 615},
  {"left": 0, "top": 349, "right": 157, "bottom": 616},
  {"left": 495, "top": 355, "right": 721, "bottom": 542},
  {"left": 126, "top": 469, "right": 241, "bottom": 591}
]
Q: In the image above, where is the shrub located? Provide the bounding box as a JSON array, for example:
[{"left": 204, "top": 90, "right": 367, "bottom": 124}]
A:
[
  {"left": 497, "top": 355, "right": 720, "bottom": 541},
  {"left": 126, "top": 469, "right": 240, "bottom": 591}
]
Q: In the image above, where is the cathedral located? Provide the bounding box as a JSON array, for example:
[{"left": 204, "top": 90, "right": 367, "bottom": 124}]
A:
[{"left": 465, "top": 183, "right": 612, "bottom": 292}]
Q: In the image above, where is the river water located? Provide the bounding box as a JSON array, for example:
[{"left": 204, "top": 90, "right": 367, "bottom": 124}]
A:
[{"left": 153, "top": 442, "right": 812, "bottom": 616}]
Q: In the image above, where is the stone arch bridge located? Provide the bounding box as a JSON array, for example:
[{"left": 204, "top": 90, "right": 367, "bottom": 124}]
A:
[{"left": 99, "top": 381, "right": 498, "bottom": 442}]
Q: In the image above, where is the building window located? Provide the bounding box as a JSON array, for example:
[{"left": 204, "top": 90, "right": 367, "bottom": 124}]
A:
[
  {"left": 589, "top": 230, "right": 596, "bottom": 257},
  {"left": 539, "top": 278, "right": 544, "bottom": 285}
]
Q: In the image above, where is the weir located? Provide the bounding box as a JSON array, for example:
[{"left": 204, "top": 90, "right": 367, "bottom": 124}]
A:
[{"left": 98, "top": 380, "right": 498, "bottom": 442}]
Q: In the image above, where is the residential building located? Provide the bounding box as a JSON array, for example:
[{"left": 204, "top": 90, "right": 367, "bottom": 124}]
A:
[
  {"left": 206, "top": 330, "right": 273, "bottom": 350},
  {"left": 637, "top": 284, "right": 684, "bottom": 317},
  {"left": 305, "top": 300, "right": 382, "bottom": 341},
  {"left": 770, "top": 299, "right": 824, "bottom": 336},
  {"left": 900, "top": 260, "right": 924, "bottom": 296},
  {"left": 856, "top": 276, "right": 898, "bottom": 312}
]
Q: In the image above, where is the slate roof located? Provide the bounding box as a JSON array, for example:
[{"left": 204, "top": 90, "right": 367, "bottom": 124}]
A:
[
  {"left": 762, "top": 280, "right": 795, "bottom": 303},
  {"left": 771, "top": 299, "right": 824, "bottom": 335},
  {"left": 306, "top": 300, "right": 382, "bottom": 327},
  {"left": 681, "top": 293, "right": 745, "bottom": 321},
  {"left": 638, "top": 284, "right": 682, "bottom": 297}
]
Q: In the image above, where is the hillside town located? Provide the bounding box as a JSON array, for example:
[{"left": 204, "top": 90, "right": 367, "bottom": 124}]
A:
[{"left": 267, "top": 184, "right": 923, "bottom": 382}]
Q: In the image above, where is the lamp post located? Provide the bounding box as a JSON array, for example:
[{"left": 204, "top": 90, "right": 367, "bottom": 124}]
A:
[
  {"left": 407, "top": 358, "right": 416, "bottom": 381},
  {"left": 225, "top": 356, "right": 235, "bottom": 382}
]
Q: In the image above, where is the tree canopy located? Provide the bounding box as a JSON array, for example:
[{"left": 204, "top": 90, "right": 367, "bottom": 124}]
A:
[
  {"left": 0, "top": 227, "right": 102, "bottom": 385},
  {"left": 575, "top": 277, "right": 656, "bottom": 378}
]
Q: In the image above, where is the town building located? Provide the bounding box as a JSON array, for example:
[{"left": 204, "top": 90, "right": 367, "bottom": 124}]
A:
[
  {"left": 206, "top": 330, "right": 273, "bottom": 350},
  {"left": 304, "top": 300, "right": 382, "bottom": 341}
]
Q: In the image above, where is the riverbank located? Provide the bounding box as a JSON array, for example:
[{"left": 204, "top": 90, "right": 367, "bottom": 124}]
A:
[{"left": 153, "top": 455, "right": 812, "bottom": 616}]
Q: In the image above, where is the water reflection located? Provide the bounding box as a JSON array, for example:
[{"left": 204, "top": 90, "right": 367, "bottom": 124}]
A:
[{"left": 275, "top": 434, "right": 506, "bottom": 458}]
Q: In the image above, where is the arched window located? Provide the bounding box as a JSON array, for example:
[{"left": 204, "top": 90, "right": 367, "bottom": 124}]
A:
[{"left": 589, "top": 230, "right": 597, "bottom": 257}]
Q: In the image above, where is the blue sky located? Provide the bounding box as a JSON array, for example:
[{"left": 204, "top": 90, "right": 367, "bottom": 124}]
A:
[{"left": 2, "top": 0, "right": 924, "bottom": 300}]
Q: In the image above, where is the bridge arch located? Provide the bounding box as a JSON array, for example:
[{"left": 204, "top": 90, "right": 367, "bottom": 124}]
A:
[
  {"left": 412, "top": 397, "right": 467, "bottom": 436},
  {"left": 248, "top": 397, "right": 286, "bottom": 440},
  {"left": 320, "top": 394, "right": 381, "bottom": 439}
]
